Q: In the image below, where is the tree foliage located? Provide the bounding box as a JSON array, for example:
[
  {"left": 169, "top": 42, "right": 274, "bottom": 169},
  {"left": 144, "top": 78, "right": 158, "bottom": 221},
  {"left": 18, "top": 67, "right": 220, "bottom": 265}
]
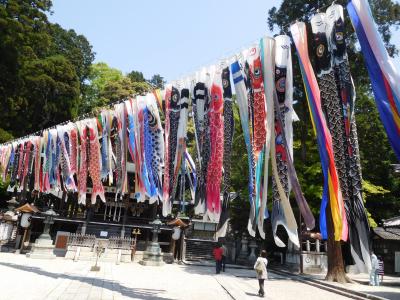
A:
[
  {"left": 149, "top": 74, "right": 165, "bottom": 89},
  {"left": 0, "top": 0, "right": 95, "bottom": 138},
  {"left": 80, "top": 63, "right": 154, "bottom": 113},
  {"left": 127, "top": 70, "right": 145, "bottom": 83}
]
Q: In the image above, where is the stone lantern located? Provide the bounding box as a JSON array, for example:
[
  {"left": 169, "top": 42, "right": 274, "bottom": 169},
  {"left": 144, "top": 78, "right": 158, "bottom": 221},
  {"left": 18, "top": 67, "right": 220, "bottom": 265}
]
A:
[
  {"left": 248, "top": 239, "right": 258, "bottom": 264},
  {"left": 139, "top": 215, "right": 165, "bottom": 266},
  {"left": 39, "top": 204, "right": 58, "bottom": 240},
  {"left": 29, "top": 204, "right": 58, "bottom": 259}
]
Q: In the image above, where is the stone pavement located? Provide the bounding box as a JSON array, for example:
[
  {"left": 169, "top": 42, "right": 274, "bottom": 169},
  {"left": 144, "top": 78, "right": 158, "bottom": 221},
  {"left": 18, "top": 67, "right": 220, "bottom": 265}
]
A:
[
  {"left": 185, "top": 260, "right": 400, "bottom": 300},
  {"left": 0, "top": 253, "right": 360, "bottom": 300},
  {"left": 266, "top": 267, "right": 400, "bottom": 300}
]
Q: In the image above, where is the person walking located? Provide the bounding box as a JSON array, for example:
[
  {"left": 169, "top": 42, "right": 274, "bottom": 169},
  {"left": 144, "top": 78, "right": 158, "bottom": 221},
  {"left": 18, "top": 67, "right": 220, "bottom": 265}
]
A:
[
  {"left": 254, "top": 250, "right": 268, "bottom": 297},
  {"left": 221, "top": 243, "right": 227, "bottom": 272},
  {"left": 213, "top": 243, "right": 223, "bottom": 274},
  {"left": 370, "top": 252, "right": 380, "bottom": 286},
  {"left": 168, "top": 217, "right": 188, "bottom": 262},
  {"left": 377, "top": 255, "right": 384, "bottom": 284}
]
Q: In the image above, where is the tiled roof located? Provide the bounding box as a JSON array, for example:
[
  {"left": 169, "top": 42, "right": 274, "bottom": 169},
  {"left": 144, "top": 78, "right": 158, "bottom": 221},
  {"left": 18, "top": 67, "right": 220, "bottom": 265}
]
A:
[
  {"left": 383, "top": 216, "right": 400, "bottom": 228},
  {"left": 373, "top": 227, "right": 400, "bottom": 241}
]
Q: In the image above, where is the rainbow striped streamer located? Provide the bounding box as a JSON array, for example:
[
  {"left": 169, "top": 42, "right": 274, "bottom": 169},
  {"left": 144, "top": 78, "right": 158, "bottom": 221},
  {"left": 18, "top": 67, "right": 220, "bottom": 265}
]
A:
[
  {"left": 348, "top": 0, "right": 400, "bottom": 160},
  {"left": 290, "top": 22, "right": 348, "bottom": 241}
]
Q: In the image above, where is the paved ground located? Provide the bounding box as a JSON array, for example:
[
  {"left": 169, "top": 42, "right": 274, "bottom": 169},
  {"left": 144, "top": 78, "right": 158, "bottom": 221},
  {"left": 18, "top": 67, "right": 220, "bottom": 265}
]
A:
[
  {"left": 296, "top": 270, "right": 400, "bottom": 300},
  {"left": 0, "top": 253, "right": 358, "bottom": 300},
  {"left": 187, "top": 260, "right": 400, "bottom": 300}
]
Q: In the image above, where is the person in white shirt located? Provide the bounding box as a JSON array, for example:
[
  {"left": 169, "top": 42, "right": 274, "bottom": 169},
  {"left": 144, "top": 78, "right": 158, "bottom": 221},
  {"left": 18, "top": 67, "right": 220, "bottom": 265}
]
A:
[
  {"left": 370, "top": 252, "right": 380, "bottom": 286},
  {"left": 254, "top": 250, "right": 268, "bottom": 297}
]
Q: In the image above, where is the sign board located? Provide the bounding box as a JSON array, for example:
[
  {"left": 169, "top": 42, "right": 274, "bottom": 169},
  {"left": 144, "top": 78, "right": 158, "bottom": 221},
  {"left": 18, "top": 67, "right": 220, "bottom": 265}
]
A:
[
  {"left": 100, "top": 231, "right": 108, "bottom": 238},
  {"left": 55, "top": 231, "right": 70, "bottom": 250}
]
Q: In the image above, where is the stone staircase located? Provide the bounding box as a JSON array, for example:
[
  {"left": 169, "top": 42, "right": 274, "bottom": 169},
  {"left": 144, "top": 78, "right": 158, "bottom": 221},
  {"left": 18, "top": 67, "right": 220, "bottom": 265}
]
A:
[{"left": 184, "top": 238, "right": 215, "bottom": 262}]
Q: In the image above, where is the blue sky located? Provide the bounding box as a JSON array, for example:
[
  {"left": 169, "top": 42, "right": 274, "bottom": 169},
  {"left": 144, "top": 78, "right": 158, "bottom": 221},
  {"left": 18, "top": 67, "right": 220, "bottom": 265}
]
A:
[{"left": 48, "top": 0, "right": 399, "bottom": 82}]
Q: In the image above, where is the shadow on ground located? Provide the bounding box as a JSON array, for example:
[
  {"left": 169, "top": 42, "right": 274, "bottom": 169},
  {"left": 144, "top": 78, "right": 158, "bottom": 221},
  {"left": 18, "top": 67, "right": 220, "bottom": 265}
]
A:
[{"left": 0, "top": 262, "right": 172, "bottom": 300}]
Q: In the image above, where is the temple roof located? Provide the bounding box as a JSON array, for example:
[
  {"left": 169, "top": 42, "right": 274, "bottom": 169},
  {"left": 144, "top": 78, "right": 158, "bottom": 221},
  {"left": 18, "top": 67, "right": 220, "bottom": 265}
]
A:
[
  {"left": 383, "top": 216, "right": 400, "bottom": 228},
  {"left": 15, "top": 203, "right": 39, "bottom": 213},
  {"left": 373, "top": 227, "right": 400, "bottom": 241}
]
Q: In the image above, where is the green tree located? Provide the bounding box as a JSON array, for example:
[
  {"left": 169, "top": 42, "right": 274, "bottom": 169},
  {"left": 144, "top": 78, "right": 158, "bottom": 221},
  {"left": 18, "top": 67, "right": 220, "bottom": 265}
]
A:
[
  {"left": 81, "top": 62, "right": 153, "bottom": 112},
  {"left": 131, "top": 81, "right": 152, "bottom": 95},
  {"left": 49, "top": 23, "right": 95, "bottom": 85},
  {"left": 0, "top": 0, "right": 94, "bottom": 138},
  {"left": 19, "top": 55, "right": 80, "bottom": 132},
  {"left": 149, "top": 74, "right": 165, "bottom": 89},
  {"left": 80, "top": 62, "right": 125, "bottom": 111},
  {"left": 127, "top": 70, "right": 145, "bottom": 82}
]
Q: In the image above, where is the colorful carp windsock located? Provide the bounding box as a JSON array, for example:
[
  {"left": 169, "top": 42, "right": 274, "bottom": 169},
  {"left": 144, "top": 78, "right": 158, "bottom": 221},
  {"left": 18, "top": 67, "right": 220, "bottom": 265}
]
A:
[
  {"left": 146, "top": 93, "right": 165, "bottom": 200},
  {"left": 167, "top": 87, "right": 181, "bottom": 203},
  {"left": 99, "top": 110, "right": 111, "bottom": 182},
  {"left": 247, "top": 45, "right": 268, "bottom": 238},
  {"left": 206, "top": 73, "right": 224, "bottom": 222},
  {"left": 259, "top": 37, "right": 276, "bottom": 238},
  {"left": 49, "top": 128, "right": 59, "bottom": 189},
  {"left": 273, "top": 35, "right": 315, "bottom": 246},
  {"left": 68, "top": 122, "right": 79, "bottom": 178},
  {"left": 42, "top": 130, "right": 51, "bottom": 192},
  {"left": 348, "top": 0, "right": 400, "bottom": 160},
  {"left": 76, "top": 120, "right": 89, "bottom": 204},
  {"left": 171, "top": 88, "right": 189, "bottom": 202},
  {"left": 16, "top": 142, "right": 24, "bottom": 189},
  {"left": 216, "top": 66, "right": 234, "bottom": 238},
  {"left": 0, "top": 144, "right": 12, "bottom": 182},
  {"left": 162, "top": 86, "right": 173, "bottom": 216},
  {"left": 143, "top": 103, "right": 158, "bottom": 202},
  {"left": 9, "top": 142, "right": 19, "bottom": 189},
  {"left": 136, "top": 96, "right": 154, "bottom": 201},
  {"left": 20, "top": 140, "right": 33, "bottom": 192},
  {"left": 270, "top": 35, "right": 299, "bottom": 248},
  {"left": 127, "top": 98, "right": 145, "bottom": 201},
  {"left": 115, "top": 103, "right": 128, "bottom": 199},
  {"left": 327, "top": 3, "right": 371, "bottom": 273},
  {"left": 231, "top": 59, "right": 256, "bottom": 236},
  {"left": 87, "top": 119, "right": 106, "bottom": 203},
  {"left": 311, "top": 13, "right": 351, "bottom": 229},
  {"left": 33, "top": 136, "right": 42, "bottom": 192},
  {"left": 193, "top": 81, "right": 210, "bottom": 215},
  {"left": 291, "top": 22, "right": 347, "bottom": 241},
  {"left": 163, "top": 87, "right": 180, "bottom": 216},
  {"left": 57, "top": 125, "right": 76, "bottom": 192},
  {"left": 110, "top": 111, "right": 123, "bottom": 201}
]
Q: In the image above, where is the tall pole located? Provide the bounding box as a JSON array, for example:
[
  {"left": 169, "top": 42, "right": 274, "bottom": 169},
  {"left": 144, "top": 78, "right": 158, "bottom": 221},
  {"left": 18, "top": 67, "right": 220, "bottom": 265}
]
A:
[
  {"left": 180, "top": 155, "right": 186, "bottom": 213},
  {"left": 299, "top": 209, "right": 303, "bottom": 274}
]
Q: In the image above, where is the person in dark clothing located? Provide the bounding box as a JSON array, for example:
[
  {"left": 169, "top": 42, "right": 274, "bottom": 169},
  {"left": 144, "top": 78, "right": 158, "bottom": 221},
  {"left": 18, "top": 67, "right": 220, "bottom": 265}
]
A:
[
  {"left": 377, "top": 255, "right": 384, "bottom": 283},
  {"left": 221, "top": 243, "right": 227, "bottom": 272}
]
